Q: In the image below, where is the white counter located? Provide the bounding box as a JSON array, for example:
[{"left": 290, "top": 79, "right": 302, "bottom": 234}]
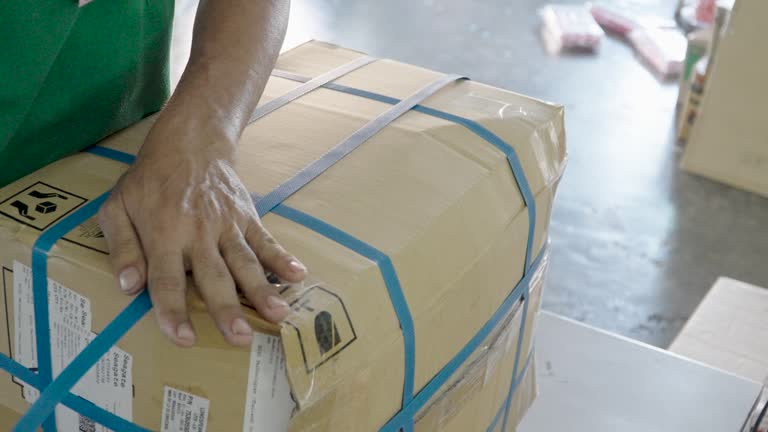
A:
[{"left": 518, "top": 311, "right": 762, "bottom": 432}]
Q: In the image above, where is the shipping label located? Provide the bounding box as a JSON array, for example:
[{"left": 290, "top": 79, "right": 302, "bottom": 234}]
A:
[
  {"left": 243, "top": 332, "right": 295, "bottom": 432},
  {"left": 12, "top": 261, "right": 133, "bottom": 431},
  {"left": 161, "top": 386, "right": 210, "bottom": 432}
]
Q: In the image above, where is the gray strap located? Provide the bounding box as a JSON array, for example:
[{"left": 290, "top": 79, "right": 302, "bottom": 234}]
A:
[
  {"left": 271, "top": 69, "right": 312, "bottom": 84},
  {"left": 255, "top": 73, "right": 466, "bottom": 216},
  {"left": 250, "top": 55, "right": 376, "bottom": 123}
]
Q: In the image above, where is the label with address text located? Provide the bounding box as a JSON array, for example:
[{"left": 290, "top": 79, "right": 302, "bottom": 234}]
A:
[
  {"left": 161, "top": 386, "right": 210, "bottom": 432},
  {"left": 12, "top": 261, "right": 133, "bottom": 431}
]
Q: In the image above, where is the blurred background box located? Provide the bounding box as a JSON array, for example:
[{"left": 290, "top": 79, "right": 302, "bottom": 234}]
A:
[{"left": 681, "top": 0, "right": 768, "bottom": 197}]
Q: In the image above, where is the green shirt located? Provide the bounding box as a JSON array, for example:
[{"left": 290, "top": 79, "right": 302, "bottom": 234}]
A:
[{"left": 0, "top": 0, "right": 174, "bottom": 187}]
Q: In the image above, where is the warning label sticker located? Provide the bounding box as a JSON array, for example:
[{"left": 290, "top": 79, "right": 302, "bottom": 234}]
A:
[
  {"left": 0, "top": 182, "right": 87, "bottom": 231},
  {"left": 161, "top": 386, "right": 210, "bottom": 432},
  {"left": 0, "top": 181, "right": 110, "bottom": 254},
  {"left": 285, "top": 285, "right": 356, "bottom": 372},
  {"left": 63, "top": 216, "right": 109, "bottom": 254},
  {"left": 12, "top": 261, "right": 133, "bottom": 431},
  {"left": 243, "top": 333, "right": 295, "bottom": 432}
]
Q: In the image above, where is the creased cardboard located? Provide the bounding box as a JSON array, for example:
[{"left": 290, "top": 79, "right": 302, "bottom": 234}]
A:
[{"left": 0, "top": 41, "right": 565, "bottom": 431}]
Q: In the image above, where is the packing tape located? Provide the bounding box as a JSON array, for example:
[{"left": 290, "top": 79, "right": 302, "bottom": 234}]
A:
[
  {"left": 486, "top": 346, "right": 536, "bottom": 432},
  {"left": 502, "top": 293, "right": 530, "bottom": 431},
  {"left": 6, "top": 62, "right": 539, "bottom": 432},
  {"left": 377, "top": 251, "right": 543, "bottom": 432},
  {"left": 263, "top": 198, "right": 415, "bottom": 408},
  {"left": 29, "top": 192, "right": 110, "bottom": 432},
  {"left": 254, "top": 73, "right": 466, "bottom": 217},
  {"left": 271, "top": 69, "right": 537, "bottom": 275},
  {"left": 14, "top": 291, "right": 152, "bottom": 431},
  {"left": 0, "top": 350, "right": 152, "bottom": 432},
  {"left": 255, "top": 73, "right": 466, "bottom": 408},
  {"left": 271, "top": 66, "right": 538, "bottom": 432},
  {"left": 250, "top": 55, "right": 376, "bottom": 123}
]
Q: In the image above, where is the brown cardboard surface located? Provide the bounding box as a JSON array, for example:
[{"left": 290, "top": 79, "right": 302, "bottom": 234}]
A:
[
  {"left": 0, "top": 41, "right": 565, "bottom": 431},
  {"left": 413, "top": 257, "right": 545, "bottom": 432},
  {"left": 670, "top": 277, "right": 768, "bottom": 383},
  {"left": 681, "top": 0, "right": 768, "bottom": 197},
  {"left": 0, "top": 395, "right": 23, "bottom": 432}
]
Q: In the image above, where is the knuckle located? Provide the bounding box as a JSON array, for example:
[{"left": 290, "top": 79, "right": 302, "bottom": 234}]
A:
[
  {"left": 251, "top": 231, "right": 283, "bottom": 257},
  {"left": 211, "top": 303, "right": 241, "bottom": 318},
  {"left": 150, "top": 275, "right": 185, "bottom": 294},
  {"left": 155, "top": 306, "right": 185, "bottom": 322},
  {"left": 226, "top": 244, "right": 259, "bottom": 268},
  {"left": 210, "top": 262, "right": 230, "bottom": 280},
  {"left": 195, "top": 256, "right": 231, "bottom": 282},
  {"left": 250, "top": 281, "right": 278, "bottom": 297}
]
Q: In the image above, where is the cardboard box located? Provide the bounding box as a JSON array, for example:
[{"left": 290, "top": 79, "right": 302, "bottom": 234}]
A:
[
  {"left": 0, "top": 41, "right": 566, "bottom": 430},
  {"left": 670, "top": 277, "right": 768, "bottom": 383},
  {"left": 681, "top": 0, "right": 768, "bottom": 197}
]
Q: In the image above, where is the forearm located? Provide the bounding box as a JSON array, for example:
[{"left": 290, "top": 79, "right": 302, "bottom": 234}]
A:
[
  {"left": 102, "top": 0, "right": 302, "bottom": 348},
  {"left": 158, "top": 0, "right": 289, "bottom": 152}
]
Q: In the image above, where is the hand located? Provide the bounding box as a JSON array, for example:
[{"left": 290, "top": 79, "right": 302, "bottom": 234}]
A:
[{"left": 97, "top": 116, "right": 306, "bottom": 347}]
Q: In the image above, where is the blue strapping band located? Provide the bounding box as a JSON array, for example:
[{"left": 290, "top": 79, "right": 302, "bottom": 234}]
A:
[
  {"left": 378, "top": 250, "right": 544, "bottom": 432},
  {"left": 7, "top": 62, "right": 540, "bottom": 431},
  {"left": 272, "top": 70, "right": 537, "bottom": 275},
  {"left": 255, "top": 74, "right": 463, "bottom": 409},
  {"left": 255, "top": 73, "right": 464, "bottom": 217},
  {"left": 501, "top": 289, "right": 530, "bottom": 432},
  {"left": 16, "top": 147, "right": 144, "bottom": 431},
  {"left": 28, "top": 191, "right": 110, "bottom": 431},
  {"left": 0, "top": 353, "right": 42, "bottom": 389},
  {"left": 60, "top": 392, "right": 152, "bottom": 432},
  {"left": 264, "top": 198, "right": 416, "bottom": 407},
  {"left": 14, "top": 292, "right": 153, "bottom": 431},
  {"left": 271, "top": 69, "right": 538, "bottom": 430},
  {"left": 84, "top": 145, "right": 138, "bottom": 165},
  {"left": 486, "top": 346, "right": 535, "bottom": 432},
  {"left": 1, "top": 352, "right": 151, "bottom": 432}
]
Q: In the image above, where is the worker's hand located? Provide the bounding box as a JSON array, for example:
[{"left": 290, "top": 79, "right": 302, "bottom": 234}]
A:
[{"left": 97, "top": 117, "right": 307, "bottom": 348}]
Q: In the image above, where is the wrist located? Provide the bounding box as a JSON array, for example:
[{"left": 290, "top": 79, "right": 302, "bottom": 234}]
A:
[{"left": 144, "top": 99, "right": 239, "bottom": 155}]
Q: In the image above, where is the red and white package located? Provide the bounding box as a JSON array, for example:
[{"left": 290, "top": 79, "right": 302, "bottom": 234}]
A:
[
  {"left": 590, "top": 3, "right": 640, "bottom": 36},
  {"left": 591, "top": 3, "right": 677, "bottom": 37},
  {"left": 628, "top": 27, "right": 687, "bottom": 79},
  {"left": 540, "top": 4, "right": 604, "bottom": 53}
]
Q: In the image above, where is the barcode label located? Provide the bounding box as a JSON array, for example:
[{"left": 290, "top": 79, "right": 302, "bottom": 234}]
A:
[
  {"left": 78, "top": 415, "right": 96, "bottom": 432},
  {"left": 161, "top": 386, "right": 210, "bottom": 432}
]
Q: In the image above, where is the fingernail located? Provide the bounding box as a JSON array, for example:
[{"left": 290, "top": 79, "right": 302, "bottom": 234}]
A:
[
  {"left": 267, "top": 295, "right": 290, "bottom": 310},
  {"left": 232, "top": 318, "right": 253, "bottom": 336},
  {"left": 119, "top": 267, "right": 140, "bottom": 292},
  {"left": 176, "top": 322, "right": 195, "bottom": 344},
  {"left": 288, "top": 259, "right": 306, "bottom": 274}
]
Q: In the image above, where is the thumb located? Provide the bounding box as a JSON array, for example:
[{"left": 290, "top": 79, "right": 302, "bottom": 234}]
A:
[{"left": 97, "top": 192, "right": 147, "bottom": 295}]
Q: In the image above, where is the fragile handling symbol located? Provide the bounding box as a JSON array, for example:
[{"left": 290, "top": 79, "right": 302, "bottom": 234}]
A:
[
  {"left": 8, "top": 190, "right": 72, "bottom": 220},
  {"left": 0, "top": 181, "right": 88, "bottom": 232},
  {"left": 10, "top": 201, "right": 34, "bottom": 221},
  {"left": 28, "top": 190, "right": 69, "bottom": 201}
]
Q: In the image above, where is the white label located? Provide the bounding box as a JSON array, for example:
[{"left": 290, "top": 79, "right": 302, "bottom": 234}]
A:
[
  {"left": 243, "top": 333, "right": 295, "bottom": 432},
  {"left": 13, "top": 261, "right": 42, "bottom": 402},
  {"left": 161, "top": 386, "right": 210, "bottom": 432},
  {"left": 12, "top": 261, "right": 133, "bottom": 431}
]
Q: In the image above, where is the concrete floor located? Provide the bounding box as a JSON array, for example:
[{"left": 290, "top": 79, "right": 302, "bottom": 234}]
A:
[{"left": 173, "top": 0, "right": 768, "bottom": 347}]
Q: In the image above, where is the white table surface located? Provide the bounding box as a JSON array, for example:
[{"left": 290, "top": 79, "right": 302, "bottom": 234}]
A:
[{"left": 518, "top": 311, "right": 763, "bottom": 432}]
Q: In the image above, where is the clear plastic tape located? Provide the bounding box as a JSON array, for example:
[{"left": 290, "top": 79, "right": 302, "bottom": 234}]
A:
[
  {"left": 503, "top": 353, "right": 537, "bottom": 432},
  {"left": 444, "top": 92, "right": 566, "bottom": 190},
  {"left": 412, "top": 254, "right": 548, "bottom": 430}
]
